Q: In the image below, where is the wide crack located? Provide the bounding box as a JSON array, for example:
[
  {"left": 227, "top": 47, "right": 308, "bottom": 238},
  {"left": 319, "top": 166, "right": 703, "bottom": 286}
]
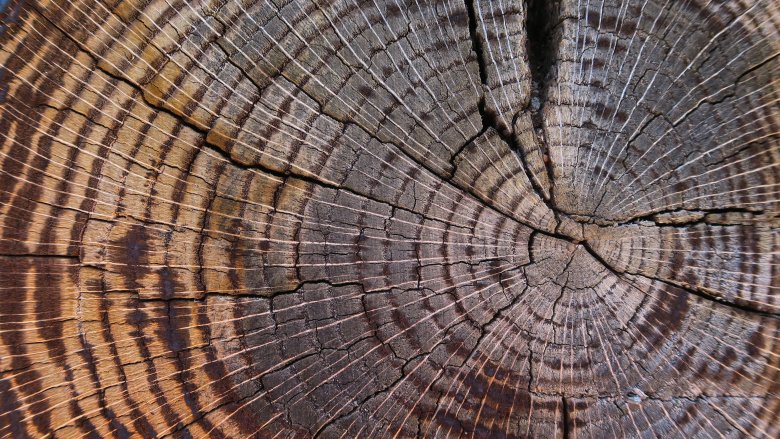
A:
[
  {"left": 526, "top": 0, "right": 561, "bottom": 202},
  {"left": 464, "top": 0, "right": 560, "bottom": 213},
  {"left": 526, "top": 0, "right": 560, "bottom": 119}
]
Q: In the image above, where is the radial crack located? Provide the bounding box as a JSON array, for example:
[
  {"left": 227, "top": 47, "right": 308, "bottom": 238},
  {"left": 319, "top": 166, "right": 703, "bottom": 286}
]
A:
[{"left": 525, "top": 0, "right": 562, "bottom": 201}]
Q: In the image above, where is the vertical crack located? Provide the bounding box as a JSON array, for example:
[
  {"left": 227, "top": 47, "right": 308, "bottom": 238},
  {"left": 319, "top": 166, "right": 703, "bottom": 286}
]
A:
[
  {"left": 465, "top": 0, "right": 489, "bottom": 87},
  {"left": 465, "top": 0, "right": 503, "bottom": 138},
  {"left": 526, "top": 0, "right": 560, "bottom": 118},
  {"left": 525, "top": 0, "right": 562, "bottom": 204},
  {"left": 561, "top": 396, "right": 571, "bottom": 439},
  {"left": 464, "top": 0, "right": 562, "bottom": 222}
]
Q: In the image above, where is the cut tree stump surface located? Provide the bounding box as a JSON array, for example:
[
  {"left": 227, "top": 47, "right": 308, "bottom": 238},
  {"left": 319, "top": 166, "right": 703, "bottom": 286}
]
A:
[{"left": 0, "top": 0, "right": 778, "bottom": 437}]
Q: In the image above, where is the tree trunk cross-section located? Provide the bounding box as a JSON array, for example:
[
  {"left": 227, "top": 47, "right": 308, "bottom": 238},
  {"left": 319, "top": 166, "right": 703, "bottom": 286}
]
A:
[{"left": 0, "top": 0, "right": 778, "bottom": 437}]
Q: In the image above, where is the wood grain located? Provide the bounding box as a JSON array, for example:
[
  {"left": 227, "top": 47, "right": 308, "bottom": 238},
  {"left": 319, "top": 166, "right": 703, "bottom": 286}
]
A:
[{"left": 0, "top": 0, "right": 777, "bottom": 437}]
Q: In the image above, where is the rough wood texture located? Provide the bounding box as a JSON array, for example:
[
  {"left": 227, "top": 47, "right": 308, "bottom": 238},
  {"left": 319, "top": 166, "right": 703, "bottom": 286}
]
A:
[{"left": 0, "top": 0, "right": 778, "bottom": 437}]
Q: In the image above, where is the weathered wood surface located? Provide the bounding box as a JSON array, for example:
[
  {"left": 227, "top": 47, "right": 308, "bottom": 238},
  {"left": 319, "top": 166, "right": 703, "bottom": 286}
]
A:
[{"left": 0, "top": 0, "right": 778, "bottom": 437}]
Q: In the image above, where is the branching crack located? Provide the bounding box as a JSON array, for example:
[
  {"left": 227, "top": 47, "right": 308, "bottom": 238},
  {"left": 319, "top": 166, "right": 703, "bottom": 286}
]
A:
[{"left": 464, "top": 0, "right": 563, "bottom": 222}]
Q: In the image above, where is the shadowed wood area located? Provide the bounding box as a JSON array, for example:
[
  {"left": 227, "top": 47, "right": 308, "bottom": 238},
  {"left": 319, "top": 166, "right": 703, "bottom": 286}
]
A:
[{"left": 0, "top": 0, "right": 778, "bottom": 437}]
